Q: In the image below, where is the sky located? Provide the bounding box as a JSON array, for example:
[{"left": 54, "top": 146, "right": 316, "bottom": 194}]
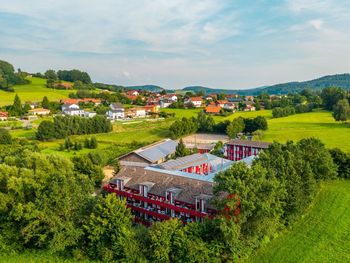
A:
[{"left": 1, "top": 0, "right": 350, "bottom": 90}]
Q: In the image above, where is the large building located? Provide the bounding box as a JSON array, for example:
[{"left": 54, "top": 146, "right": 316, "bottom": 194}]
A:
[
  {"left": 225, "top": 140, "right": 271, "bottom": 161},
  {"left": 105, "top": 153, "right": 234, "bottom": 226},
  {"left": 182, "top": 133, "right": 229, "bottom": 153}
]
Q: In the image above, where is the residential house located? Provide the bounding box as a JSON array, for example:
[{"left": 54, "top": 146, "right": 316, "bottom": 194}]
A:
[
  {"left": 205, "top": 105, "right": 221, "bottom": 114},
  {"left": 28, "top": 108, "right": 51, "bottom": 116},
  {"left": 126, "top": 90, "right": 139, "bottom": 96},
  {"left": 244, "top": 101, "right": 256, "bottom": 111},
  {"left": 107, "top": 103, "right": 125, "bottom": 120},
  {"left": 126, "top": 107, "right": 146, "bottom": 118},
  {"left": 62, "top": 103, "right": 85, "bottom": 116},
  {"left": 144, "top": 104, "right": 160, "bottom": 114},
  {"left": 216, "top": 100, "right": 228, "bottom": 108},
  {"left": 164, "top": 94, "right": 178, "bottom": 102},
  {"left": 159, "top": 99, "right": 172, "bottom": 108},
  {"left": 223, "top": 102, "right": 236, "bottom": 111},
  {"left": 185, "top": 97, "right": 203, "bottom": 107},
  {"left": 0, "top": 111, "right": 9, "bottom": 121},
  {"left": 245, "top": 96, "right": 254, "bottom": 101}
]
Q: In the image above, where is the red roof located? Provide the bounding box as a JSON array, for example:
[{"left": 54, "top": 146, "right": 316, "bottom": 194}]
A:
[
  {"left": 62, "top": 98, "right": 79, "bottom": 104},
  {"left": 205, "top": 106, "right": 221, "bottom": 113},
  {"left": 0, "top": 111, "right": 9, "bottom": 117},
  {"left": 217, "top": 100, "right": 228, "bottom": 104},
  {"left": 127, "top": 95, "right": 138, "bottom": 101},
  {"left": 190, "top": 97, "right": 203, "bottom": 102}
]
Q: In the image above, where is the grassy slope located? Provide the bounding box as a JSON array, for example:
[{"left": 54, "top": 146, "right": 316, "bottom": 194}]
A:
[
  {"left": 0, "top": 77, "right": 75, "bottom": 106},
  {"left": 249, "top": 180, "right": 350, "bottom": 263}
]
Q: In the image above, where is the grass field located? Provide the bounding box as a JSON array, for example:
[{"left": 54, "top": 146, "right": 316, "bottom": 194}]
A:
[
  {"left": 0, "top": 251, "right": 93, "bottom": 263},
  {"left": 0, "top": 77, "right": 75, "bottom": 106},
  {"left": 249, "top": 180, "right": 350, "bottom": 263}
]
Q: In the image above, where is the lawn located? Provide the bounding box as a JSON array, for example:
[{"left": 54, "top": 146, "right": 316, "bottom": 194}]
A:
[
  {"left": 248, "top": 180, "right": 350, "bottom": 263},
  {"left": 263, "top": 111, "right": 350, "bottom": 152},
  {"left": 0, "top": 77, "right": 75, "bottom": 106}
]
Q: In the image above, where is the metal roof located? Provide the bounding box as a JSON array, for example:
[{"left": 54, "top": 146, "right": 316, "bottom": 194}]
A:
[
  {"left": 227, "top": 139, "right": 271, "bottom": 148},
  {"left": 135, "top": 139, "right": 178, "bottom": 163}
]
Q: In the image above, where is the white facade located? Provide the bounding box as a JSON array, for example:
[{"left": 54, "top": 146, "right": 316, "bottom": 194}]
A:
[{"left": 107, "top": 110, "right": 125, "bottom": 120}]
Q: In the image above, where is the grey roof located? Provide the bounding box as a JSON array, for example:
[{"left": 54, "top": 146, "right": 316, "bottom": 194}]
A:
[
  {"left": 134, "top": 139, "right": 178, "bottom": 163},
  {"left": 227, "top": 139, "right": 271, "bottom": 148},
  {"left": 111, "top": 103, "right": 124, "bottom": 109}
]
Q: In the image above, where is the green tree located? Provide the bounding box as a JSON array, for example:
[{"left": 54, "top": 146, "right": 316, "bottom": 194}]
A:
[
  {"left": 36, "top": 120, "right": 56, "bottom": 141},
  {"left": 226, "top": 117, "right": 245, "bottom": 138},
  {"left": 175, "top": 139, "right": 189, "bottom": 157},
  {"left": 84, "top": 194, "right": 140, "bottom": 261},
  {"left": 321, "top": 87, "right": 345, "bottom": 111},
  {"left": 42, "top": 96, "right": 50, "bottom": 109},
  {"left": 329, "top": 148, "right": 350, "bottom": 179},
  {"left": 11, "top": 94, "right": 23, "bottom": 116},
  {"left": 333, "top": 98, "right": 350, "bottom": 122},
  {"left": 44, "top": 69, "right": 57, "bottom": 81},
  {"left": 0, "top": 128, "right": 12, "bottom": 144}
]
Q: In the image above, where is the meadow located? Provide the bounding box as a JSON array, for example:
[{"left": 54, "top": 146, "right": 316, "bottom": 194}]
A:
[
  {"left": 0, "top": 77, "right": 74, "bottom": 106},
  {"left": 248, "top": 180, "right": 350, "bottom": 263}
]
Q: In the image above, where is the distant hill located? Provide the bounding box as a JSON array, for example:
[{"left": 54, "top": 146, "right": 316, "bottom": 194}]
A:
[
  {"left": 126, "top": 85, "right": 165, "bottom": 93},
  {"left": 182, "top": 74, "right": 350, "bottom": 95}
]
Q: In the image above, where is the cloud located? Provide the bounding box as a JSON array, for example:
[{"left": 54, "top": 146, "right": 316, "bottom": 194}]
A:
[{"left": 0, "top": 0, "right": 350, "bottom": 89}]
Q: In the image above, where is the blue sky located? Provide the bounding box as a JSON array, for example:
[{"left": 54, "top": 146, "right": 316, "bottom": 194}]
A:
[{"left": 1, "top": 0, "right": 350, "bottom": 89}]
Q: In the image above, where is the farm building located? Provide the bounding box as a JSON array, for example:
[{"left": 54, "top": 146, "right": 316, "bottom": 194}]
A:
[
  {"left": 119, "top": 139, "right": 178, "bottom": 166},
  {"left": 225, "top": 140, "right": 271, "bottom": 161}
]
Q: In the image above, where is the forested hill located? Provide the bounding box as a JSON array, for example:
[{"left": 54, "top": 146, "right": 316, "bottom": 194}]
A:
[
  {"left": 126, "top": 85, "right": 165, "bottom": 92},
  {"left": 182, "top": 74, "right": 350, "bottom": 95}
]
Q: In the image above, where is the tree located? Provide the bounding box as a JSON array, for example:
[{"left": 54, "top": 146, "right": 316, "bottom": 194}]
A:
[
  {"left": 36, "top": 120, "right": 56, "bottom": 141},
  {"left": 321, "top": 87, "right": 345, "bottom": 111},
  {"left": 11, "top": 94, "right": 23, "bottom": 116},
  {"left": 44, "top": 69, "right": 57, "bottom": 81},
  {"left": 175, "top": 139, "right": 189, "bottom": 157},
  {"left": 0, "top": 128, "right": 12, "bottom": 144},
  {"left": 329, "top": 148, "right": 350, "bottom": 179},
  {"left": 333, "top": 98, "right": 350, "bottom": 122},
  {"left": 253, "top": 116, "right": 268, "bottom": 130},
  {"left": 84, "top": 194, "right": 140, "bottom": 261},
  {"left": 42, "top": 96, "right": 50, "bottom": 109},
  {"left": 226, "top": 117, "right": 245, "bottom": 138}
]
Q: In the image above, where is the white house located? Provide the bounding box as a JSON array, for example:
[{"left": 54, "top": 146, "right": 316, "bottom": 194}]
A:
[
  {"left": 62, "top": 103, "right": 85, "bottom": 116},
  {"left": 107, "top": 103, "right": 125, "bottom": 120},
  {"left": 159, "top": 99, "right": 172, "bottom": 108},
  {"left": 126, "top": 108, "right": 146, "bottom": 118},
  {"left": 185, "top": 97, "right": 202, "bottom": 108},
  {"left": 164, "top": 94, "right": 178, "bottom": 102}
]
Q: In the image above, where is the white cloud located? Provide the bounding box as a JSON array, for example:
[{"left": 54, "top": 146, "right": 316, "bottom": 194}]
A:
[{"left": 309, "top": 19, "right": 324, "bottom": 30}]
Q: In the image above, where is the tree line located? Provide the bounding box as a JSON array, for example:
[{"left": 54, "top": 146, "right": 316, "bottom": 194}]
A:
[
  {"left": 169, "top": 111, "right": 268, "bottom": 139},
  {"left": 36, "top": 115, "right": 112, "bottom": 141}
]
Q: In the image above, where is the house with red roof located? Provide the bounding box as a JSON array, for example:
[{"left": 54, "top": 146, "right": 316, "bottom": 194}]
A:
[
  {"left": 185, "top": 97, "right": 203, "bottom": 107},
  {"left": 0, "top": 111, "right": 9, "bottom": 121}
]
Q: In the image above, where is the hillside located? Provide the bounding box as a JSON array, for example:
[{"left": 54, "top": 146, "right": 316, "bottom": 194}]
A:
[
  {"left": 0, "top": 77, "right": 75, "bottom": 106},
  {"left": 126, "top": 85, "right": 165, "bottom": 92},
  {"left": 249, "top": 180, "right": 350, "bottom": 263},
  {"left": 182, "top": 74, "right": 350, "bottom": 95}
]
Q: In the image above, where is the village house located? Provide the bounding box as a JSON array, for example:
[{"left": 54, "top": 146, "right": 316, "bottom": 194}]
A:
[
  {"left": 223, "top": 102, "right": 236, "bottom": 111},
  {"left": 245, "top": 96, "right": 254, "bottom": 101},
  {"left": 127, "top": 95, "right": 139, "bottom": 101},
  {"left": 107, "top": 103, "right": 125, "bottom": 120},
  {"left": 159, "top": 99, "right": 172, "bottom": 108},
  {"left": 205, "top": 105, "right": 221, "bottom": 114},
  {"left": 126, "top": 107, "right": 146, "bottom": 118},
  {"left": 61, "top": 103, "right": 85, "bottom": 116},
  {"left": 163, "top": 94, "right": 178, "bottom": 102},
  {"left": 185, "top": 97, "right": 203, "bottom": 107},
  {"left": 243, "top": 101, "right": 256, "bottom": 111},
  {"left": 0, "top": 111, "right": 9, "bottom": 121},
  {"left": 28, "top": 108, "right": 51, "bottom": 116},
  {"left": 216, "top": 100, "right": 228, "bottom": 108},
  {"left": 144, "top": 104, "right": 160, "bottom": 114},
  {"left": 126, "top": 90, "right": 139, "bottom": 96}
]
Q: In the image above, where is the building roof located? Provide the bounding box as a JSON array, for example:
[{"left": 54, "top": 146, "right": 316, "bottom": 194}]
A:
[
  {"left": 112, "top": 166, "right": 215, "bottom": 207},
  {"left": 120, "top": 139, "right": 178, "bottom": 164},
  {"left": 217, "top": 100, "right": 228, "bottom": 104},
  {"left": 110, "top": 103, "right": 124, "bottom": 109},
  {"left": 205, "top": 105, "right": 221, "bottom": 113},
  {"left": 189, "top": 97, "right": 203, "bottom": 102},
  {"left": 227, "top": 139, "right": 271, "bottom": 149},
  {"left": 0, "top": 111, "right": 9, "bottom": 117},
  {"left": 157, "top": 153, "right": 230, "bottom": 171}
]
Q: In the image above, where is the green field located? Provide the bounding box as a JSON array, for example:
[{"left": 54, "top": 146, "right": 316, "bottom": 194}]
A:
[
  {"left": 0, "top": 77, "right": 75, "bottom": 106},
  {"left": 0, "top": 251, "right": 93, "bottom": 263},
  {"left": 249, "top": 180, "right": 350, "bottom": 263},
  {"left": 162, "top": 108, "right": 350, "bottom": 152}
]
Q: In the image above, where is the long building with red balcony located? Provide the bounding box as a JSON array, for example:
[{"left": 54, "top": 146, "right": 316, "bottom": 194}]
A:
[
  {"left": 105, "top": 153, "right": 234, "bottom": 226},
  {"left": 225, "top": 139, "right": 271, "bottom": 161}
]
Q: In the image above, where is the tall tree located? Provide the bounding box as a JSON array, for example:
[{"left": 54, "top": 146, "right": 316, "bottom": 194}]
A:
[
  {"left": 333, "top": 98, "right": 350, "bottom": 122},
  {"left": 42, "top": 96, "right": 50, "bottom": 109},
  {"left": 226, "top": 117, "right": 245, "bottom": 138},
  {"left": 175, "top": 139, "right": 189, "bottom": 157},
  {"left": 11, "top": 94, "right": 23, "bottom": 116}
]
